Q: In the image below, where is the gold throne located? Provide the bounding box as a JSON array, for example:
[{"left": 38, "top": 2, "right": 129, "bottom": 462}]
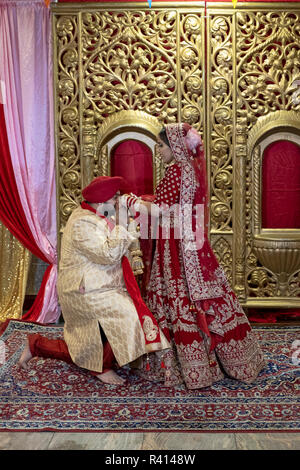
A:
[{"left": 247, "top": 110, "right": 300, "bottom": 307}]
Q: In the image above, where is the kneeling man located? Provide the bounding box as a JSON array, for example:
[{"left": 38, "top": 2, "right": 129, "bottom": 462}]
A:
[{"left": 19, "top": 176, "right": 170, "bottom": 384}]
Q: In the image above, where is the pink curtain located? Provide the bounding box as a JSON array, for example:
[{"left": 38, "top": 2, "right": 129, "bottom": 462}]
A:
[{"left": 0, "top": 0, "right": 58, "bottom": 323}]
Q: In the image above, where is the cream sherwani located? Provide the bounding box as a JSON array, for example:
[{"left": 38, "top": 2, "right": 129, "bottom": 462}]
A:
[{"left": 57, "top": 206, "right": 169, "bottom": 373}]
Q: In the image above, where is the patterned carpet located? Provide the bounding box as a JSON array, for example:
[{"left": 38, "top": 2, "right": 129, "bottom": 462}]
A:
[{"left": 0, "top": 320, "right": 299, "bottom": 432}]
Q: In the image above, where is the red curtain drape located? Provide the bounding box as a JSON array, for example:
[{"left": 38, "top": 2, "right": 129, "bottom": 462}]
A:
[
  {"left": 111, "top": 139, "right": 155, "bottom": 297},
  {"left": 262, "top": 140, "right": 300, "bottom": 229},
  {"left": 0, "top": 104, "right": 51, "bottom": 321}
]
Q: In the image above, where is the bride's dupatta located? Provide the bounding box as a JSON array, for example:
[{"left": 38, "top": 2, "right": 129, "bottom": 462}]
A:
[{"left": 165, "top": 124, "right": 225, "bottom": 346}]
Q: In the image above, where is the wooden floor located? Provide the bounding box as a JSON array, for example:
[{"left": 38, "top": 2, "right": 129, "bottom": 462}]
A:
[{"left": 1, "top": 431, "right": 300, "bottom": 450}]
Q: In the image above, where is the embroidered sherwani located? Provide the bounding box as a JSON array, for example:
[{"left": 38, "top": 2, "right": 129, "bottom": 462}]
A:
[{"left": 57, "top": 206, "right": 169, "bottom": 373}]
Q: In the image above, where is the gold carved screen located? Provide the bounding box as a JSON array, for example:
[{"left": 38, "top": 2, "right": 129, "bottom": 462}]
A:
[
  {"left": 52, "top": 2, "right": 300, "bottom": 309},
  {"left": 52, "top": 2, "right": 205, "bottom": 228},
  {"left": 206, "top": 2, "right": 300, "bottom": 307}
]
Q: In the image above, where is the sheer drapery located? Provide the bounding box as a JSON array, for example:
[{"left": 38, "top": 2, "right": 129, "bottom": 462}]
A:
[
  {"left": 0, "top": 103, "right": 32, "bottom": 321},
  {"left": 0, "top": 0, "right": 58, "bottom": 323},
  {"left": 0, "top": 102, "right": 54, "bottom": 323}
]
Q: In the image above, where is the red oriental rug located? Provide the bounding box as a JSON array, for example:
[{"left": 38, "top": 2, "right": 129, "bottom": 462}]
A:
[{"left": 0, "top": 320, "right": 299, "bottom": 432}]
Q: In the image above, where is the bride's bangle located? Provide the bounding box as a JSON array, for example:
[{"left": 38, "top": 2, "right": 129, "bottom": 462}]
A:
[{"left": 120, "top": 193, "right": 141, "bottom": 211}]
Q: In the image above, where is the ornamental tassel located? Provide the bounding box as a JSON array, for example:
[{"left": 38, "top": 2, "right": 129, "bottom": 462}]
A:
[
  {"left": 131, "top": 254, "right": 144, "bottom": 276},
  {"left": 128, "top": 217, "right": 144, "bottom": 276},
  {"left": 146, "top": 354, "right": 150, "bottom": 371},
  {"left": 161, "top": 360, "right": 166, "bottom": 369}
]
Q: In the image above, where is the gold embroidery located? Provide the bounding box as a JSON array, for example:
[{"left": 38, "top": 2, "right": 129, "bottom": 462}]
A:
[{"left": 142, "top": 316, "right": 159, "bottom": 342}]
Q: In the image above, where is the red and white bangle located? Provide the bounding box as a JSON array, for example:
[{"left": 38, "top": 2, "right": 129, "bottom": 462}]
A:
[{"left": 125, "top": 193, "right": 141, "bottom": 211}]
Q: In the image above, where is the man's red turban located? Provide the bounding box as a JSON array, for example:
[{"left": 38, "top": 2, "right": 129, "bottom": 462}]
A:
[{"left": 82, "top": 176, "right": 126, "bottom": 203}]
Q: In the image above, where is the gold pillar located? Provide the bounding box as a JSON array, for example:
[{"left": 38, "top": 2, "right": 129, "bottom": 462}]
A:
[{"left": 0, "top": 222, "right": 30, "bottom": 322}]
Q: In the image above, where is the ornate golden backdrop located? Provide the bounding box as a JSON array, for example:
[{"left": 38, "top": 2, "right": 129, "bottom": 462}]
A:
[
  {"left": 52, "top": 2, "right": 300, "bottom": 309},
  {"left": 53, "top": 2, "right": 205, "bottom": 228},
  {"left": 206, "top": 2, "right": 300, "bottom": 307}
]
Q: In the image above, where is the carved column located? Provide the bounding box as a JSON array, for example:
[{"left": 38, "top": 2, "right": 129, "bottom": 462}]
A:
[
  {"left": 234, "top": 117, "right": 247, "bottom": 300},
  {"left": 99, "top": 145, "right": 109, "bottom": 177},
  {"left": 82, "top": 110, "right": 98, "bottom": 188},
  {"left": 252, "top": 145, "right": 261, "bottom": 236}
]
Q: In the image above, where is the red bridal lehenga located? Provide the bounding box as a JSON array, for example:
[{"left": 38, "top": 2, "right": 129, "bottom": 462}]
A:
[{"left": 139, "top": 123, "right": 265, "bottom": 389}]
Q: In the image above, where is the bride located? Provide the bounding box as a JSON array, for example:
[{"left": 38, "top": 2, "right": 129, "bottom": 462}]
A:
[{"left": 122, "top": 122, "right": 265, "bottom": 389}]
